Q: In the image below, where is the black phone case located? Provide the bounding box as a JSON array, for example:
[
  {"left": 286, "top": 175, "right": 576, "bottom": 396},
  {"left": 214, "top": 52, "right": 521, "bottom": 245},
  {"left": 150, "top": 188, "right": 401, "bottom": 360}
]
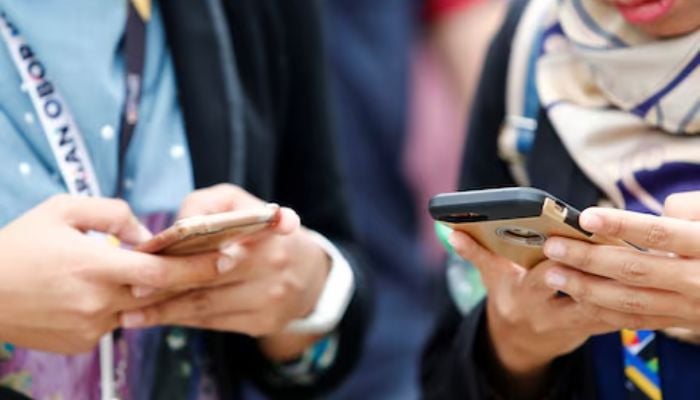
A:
[{"left": 429, "top": 187, "right": 620, "bottom": 269}]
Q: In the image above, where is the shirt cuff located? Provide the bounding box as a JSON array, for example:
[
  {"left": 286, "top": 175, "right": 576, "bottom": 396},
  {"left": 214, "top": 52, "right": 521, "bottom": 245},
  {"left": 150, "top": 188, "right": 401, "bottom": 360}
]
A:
[{"left": 284, "top": 231, "right": 355, "bottom": 335}]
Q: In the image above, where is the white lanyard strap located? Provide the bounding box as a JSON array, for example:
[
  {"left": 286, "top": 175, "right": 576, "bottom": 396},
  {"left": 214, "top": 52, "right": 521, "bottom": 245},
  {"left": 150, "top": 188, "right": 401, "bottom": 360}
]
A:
[
  {"left": 0, "top": 10, "right": 118, "bottom": 400},
  {"left": 0, "top": 12, "right": 102, "bottom": 197}
]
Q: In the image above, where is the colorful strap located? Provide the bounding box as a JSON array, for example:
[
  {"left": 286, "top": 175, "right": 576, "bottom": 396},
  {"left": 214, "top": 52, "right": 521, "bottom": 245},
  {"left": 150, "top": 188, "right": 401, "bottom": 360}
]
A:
[{"left": 622, "top": 329, "right": 662, "bottom": 400}]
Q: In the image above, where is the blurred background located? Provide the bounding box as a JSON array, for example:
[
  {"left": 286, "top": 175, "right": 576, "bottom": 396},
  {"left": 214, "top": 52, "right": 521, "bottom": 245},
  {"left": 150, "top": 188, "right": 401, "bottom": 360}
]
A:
[{"left": 321, "top": 0, "right": 506, "bottom": 398}]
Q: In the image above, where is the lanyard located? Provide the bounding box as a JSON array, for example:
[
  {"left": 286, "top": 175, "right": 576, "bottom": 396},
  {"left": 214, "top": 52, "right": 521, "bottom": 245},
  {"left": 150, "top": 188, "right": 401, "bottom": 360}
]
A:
[
  {"left": 0, "top": 2, "right": 148, "bottom": 198},
  {"left": 0, "top": 1, "right": 150, "bottom": 399},
  {"left": 117, "top": 1, "right": 148, "bottom": 197}
]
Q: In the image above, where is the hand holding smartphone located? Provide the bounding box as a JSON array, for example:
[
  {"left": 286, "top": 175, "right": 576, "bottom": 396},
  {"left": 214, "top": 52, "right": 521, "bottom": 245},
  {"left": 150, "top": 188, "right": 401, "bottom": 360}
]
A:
[
  {"left": 430, "top": 187, "right": 632, "bottom": 269},
  {"left": 136, "top": 205, "right": 281, "bottom": 256}
]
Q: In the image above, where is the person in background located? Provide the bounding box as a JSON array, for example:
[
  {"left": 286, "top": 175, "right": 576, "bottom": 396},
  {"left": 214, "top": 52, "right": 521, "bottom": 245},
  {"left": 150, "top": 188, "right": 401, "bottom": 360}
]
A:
[
  {"left": 0, "top": 0, "right": 369, "bottom": 399},
  {"left": 322, "top": 0, "right": 505, "bottom": 398},
  {"left": 422, "top": 0, "right": 700, "bottom": 398}
]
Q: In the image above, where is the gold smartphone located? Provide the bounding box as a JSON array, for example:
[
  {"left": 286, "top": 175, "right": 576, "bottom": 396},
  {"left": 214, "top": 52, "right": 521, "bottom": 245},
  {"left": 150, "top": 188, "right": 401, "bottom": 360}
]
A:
[
  {"left": 430, "top": 187, "right": 629, "bottom": 269},
  {"left": 136, "top": 205, "right": 280, "bottom": 256}
]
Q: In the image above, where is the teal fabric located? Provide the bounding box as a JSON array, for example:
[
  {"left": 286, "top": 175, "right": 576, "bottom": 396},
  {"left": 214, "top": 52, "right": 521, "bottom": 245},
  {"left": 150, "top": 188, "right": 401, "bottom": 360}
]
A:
[{"left": 0, "top": 0, "right": 194, "bottom": 224}]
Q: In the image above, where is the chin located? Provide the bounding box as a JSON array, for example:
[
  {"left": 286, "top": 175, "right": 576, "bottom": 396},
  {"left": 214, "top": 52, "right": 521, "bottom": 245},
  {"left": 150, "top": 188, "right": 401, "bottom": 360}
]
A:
[{"left": 637, "top": 20, "right": 700, "bottom": 38}]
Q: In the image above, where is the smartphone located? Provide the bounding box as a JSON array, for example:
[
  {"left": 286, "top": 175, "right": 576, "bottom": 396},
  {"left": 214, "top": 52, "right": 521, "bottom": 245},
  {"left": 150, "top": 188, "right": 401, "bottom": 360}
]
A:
[
  {"left": 429, "top": 187, "right": 629, "bottom": 269},
  {"left": 136, "top": 205, "right": 280, "bottom": 256}
]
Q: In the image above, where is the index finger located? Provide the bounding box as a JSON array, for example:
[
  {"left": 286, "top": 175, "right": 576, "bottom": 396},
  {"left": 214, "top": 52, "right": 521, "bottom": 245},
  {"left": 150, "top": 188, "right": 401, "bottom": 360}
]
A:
[
  {"left": 579, "top": 207, "right": 700, "bottom": 257},
  {"left": 100, "top": 249, "right": 222, "bottom": 289}
]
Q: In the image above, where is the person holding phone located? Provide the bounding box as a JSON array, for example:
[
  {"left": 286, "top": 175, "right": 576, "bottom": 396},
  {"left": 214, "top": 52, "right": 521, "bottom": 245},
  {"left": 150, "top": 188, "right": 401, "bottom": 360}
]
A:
[
  {"left": 0, "top": 0, "right": 368, "bottom": 399},
  {"left": 421, "top": 0, "right": 700, "bottom": 399}
]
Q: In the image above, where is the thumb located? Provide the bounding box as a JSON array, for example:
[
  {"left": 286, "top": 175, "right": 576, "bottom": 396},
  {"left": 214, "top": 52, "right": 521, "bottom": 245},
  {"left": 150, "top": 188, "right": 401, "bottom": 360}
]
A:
[
  {"left": 47, "top": 195, "right": 152, "bottom": 244},
  {"left": 448, "top": 230, "right": 521, "bottom": 284},
  {"left": 664, "top": 191, "right": 700, "bottom": 220}
]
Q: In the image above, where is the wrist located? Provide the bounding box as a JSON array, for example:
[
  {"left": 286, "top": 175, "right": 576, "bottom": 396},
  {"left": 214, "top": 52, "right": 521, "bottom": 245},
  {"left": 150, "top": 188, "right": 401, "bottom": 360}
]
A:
[
  {"left": 486, "top": 302, "right": 558, "bottom": 376},
  {"left": 296, "top": 232, "right": 332, "bottom": 319},
  {"left": 284, "top": 231, "right": 355, "bottom": 335}
]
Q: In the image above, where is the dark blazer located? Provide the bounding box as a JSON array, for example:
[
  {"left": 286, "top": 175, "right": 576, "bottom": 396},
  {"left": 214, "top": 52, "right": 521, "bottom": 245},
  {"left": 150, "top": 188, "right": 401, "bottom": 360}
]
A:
[
  {"left": 158, "top": 0, "right": 370, "bottom": 399},
  {"left": 420, "top": 1, "right": 700, "bottom": 399}
]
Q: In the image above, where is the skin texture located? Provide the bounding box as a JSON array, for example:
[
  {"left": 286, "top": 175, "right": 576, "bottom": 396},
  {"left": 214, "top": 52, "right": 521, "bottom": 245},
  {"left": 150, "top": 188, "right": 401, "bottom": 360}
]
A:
[
  {"left": 120, "top": 184, "right": 330, "bottom": 361},
  {"left": 600, "top": 0, "right": 700, "bottom": 37},
  {"left": 0, "top": 195, "right": 226, "bottom": 354},
  {"left": 0, "top": 185, "right": 330, "bottom": 363},
  {"left": 450, "top": 191, "right": 700, "bottom": 397}
]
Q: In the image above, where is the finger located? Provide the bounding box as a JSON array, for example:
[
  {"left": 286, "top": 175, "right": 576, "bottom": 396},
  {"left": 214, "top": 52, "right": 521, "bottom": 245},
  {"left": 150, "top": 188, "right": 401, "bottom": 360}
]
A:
[
  {"left": 228, "top": 207, "right": 300, "bottom": 247},
  {"left": 542, "top": 264, "right": 694, "bottom": 318},
  {"left": 273, "top": 208, "right": 300, "bottom": 235},
  {"left": 577, "top": 302, "right": 681, "bottom": 331},
  {"left": 579, "top": 207, "right": 700, "bottom": 256},
  {"left": 447, "top": 231, "right": 523, "bottom": 282},
  {"left": 178, "top": 184, "right": 264, "bottom": 219},
  {"left": 100, "top": 250, "right": 229, "bottom": 289},
  {"left": 120, "top": 280, "right": 278, "bottom": 328},
  {"left": 47, "top": 195, "right": 152, "bottom": 244},
  {"left": 522, "top": 260, "right": 565, "bottom": 296},
  {"left": 544, "top": 237, "right": 700, "bottom": 294},
  {"left": 547, "top": 298, "right": 617, "bottom": 335},
  {"left": 664, "top": 191, "right": 700, "bottom": 220},
  {"left": 159, "top": 312, "right": 282, "bottom": 337}
]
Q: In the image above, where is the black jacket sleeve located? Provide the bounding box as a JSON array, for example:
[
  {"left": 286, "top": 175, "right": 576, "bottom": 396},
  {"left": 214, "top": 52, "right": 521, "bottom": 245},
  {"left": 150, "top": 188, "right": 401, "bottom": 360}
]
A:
[{"left": 421, "top": 1, "right": 597, "bottom": 399}]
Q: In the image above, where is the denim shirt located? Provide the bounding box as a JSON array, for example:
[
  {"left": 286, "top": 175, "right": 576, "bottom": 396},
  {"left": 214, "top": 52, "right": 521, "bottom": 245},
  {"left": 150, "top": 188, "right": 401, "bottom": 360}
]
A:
[{"left": 0, "top": 1, "right": 206, "bottom": 399}]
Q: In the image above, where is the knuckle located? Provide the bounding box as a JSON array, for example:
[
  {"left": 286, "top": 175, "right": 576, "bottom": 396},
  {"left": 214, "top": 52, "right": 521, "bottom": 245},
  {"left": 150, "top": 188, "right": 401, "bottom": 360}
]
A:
[
  {"left": 47, "top": 194, "right": 73, "bottom": 216},
  {"left": 139, "top": 265, "right": 168, "bottom": 288},
  {"left": 191, "top": 291, "right": 214, "bottom": 314},
  {"left": 618, "top": 293, "right": 647, "bottom": 313},
  {"left": 268, "top": 251, "right": 290, "bottom": 271},
  {"left": 575, "top": 282, "right": 593, "bottom": 302},
  {"left": 576, "top": 246, "right": 595, "bottom": 270},
  {"left": 645, "top": 222, "right": 669, "bottom": 247},
  {"left": 607, "top": 214, "right": 627, "bottom": 237},
  {"left": 619, "top": 259, "right": 649, "bottom": 282},
  {"left": 75, "top": 296, "right": 108, "bottom": 318}
]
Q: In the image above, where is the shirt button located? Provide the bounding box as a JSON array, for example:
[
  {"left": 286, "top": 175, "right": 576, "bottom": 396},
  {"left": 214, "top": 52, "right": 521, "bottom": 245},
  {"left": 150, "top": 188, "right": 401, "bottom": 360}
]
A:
[{"left": 101, "top": 125, "right": 116, "bottom": 140}]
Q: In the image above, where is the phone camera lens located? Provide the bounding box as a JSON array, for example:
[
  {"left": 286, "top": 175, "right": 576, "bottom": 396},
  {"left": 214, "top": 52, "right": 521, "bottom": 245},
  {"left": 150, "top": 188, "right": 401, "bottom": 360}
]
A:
[{"left": 496, "top": 227, "right": 546, "bottom": 246}]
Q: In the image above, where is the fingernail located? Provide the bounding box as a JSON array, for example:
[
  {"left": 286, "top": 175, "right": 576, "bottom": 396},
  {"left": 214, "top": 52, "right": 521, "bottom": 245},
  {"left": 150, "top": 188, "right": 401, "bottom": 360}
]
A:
[
  {"left": 545, "top": 271, "right": 568, "bottom": 289},
  {"left": 220, "top": 242, "right": 244, "bottom": 259},
  {"left": 131, "top": 286, "right": 156, "bottom": 298},
  {"left": 580, "top": 211, "right": 602, "bottom": 231},
  {"left": 544, "top": 240, "right": 566, "bottom": 259},
  {"left": 217, "top": 254, "right": 236, "bottom": 274},
  {"left": 121, "top": 311, "right": 145, "bottom": 328}
]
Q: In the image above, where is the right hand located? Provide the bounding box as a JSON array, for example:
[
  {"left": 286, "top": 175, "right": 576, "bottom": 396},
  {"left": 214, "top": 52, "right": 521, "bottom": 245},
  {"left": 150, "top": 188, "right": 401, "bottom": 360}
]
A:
[
  {"left": 448, "top": 231, "right": 614, "bottom": 385},
  {"left": 0, "top": 195, "right": 225, "bottom": 354}
]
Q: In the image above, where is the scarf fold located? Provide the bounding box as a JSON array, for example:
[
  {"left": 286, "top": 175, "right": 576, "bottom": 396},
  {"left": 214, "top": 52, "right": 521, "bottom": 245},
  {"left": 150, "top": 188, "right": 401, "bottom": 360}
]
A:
[{"left": 535, "top": 0, "right": 700, "bottom": 213}]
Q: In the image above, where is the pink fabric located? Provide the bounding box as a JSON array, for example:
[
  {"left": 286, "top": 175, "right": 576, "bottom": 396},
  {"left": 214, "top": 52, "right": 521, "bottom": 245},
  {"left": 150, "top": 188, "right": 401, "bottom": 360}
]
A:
[{"left": 404, "top": 41, "right": 469, "bottom": 265}]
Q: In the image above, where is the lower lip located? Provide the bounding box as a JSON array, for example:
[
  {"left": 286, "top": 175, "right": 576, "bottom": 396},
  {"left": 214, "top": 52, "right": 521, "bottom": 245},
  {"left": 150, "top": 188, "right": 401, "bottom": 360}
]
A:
[{"left": 615, "top": 0, "right": 675, "bottom": 24}]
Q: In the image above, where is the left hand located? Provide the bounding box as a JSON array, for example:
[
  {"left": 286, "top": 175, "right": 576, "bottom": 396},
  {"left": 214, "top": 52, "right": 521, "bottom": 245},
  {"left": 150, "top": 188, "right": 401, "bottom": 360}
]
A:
[
  {"left": 540, "top": 192, "right": 700, "bottom": 331},
  {"left": 120, "top": 184, "right": 330, "bottom": 349}
]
